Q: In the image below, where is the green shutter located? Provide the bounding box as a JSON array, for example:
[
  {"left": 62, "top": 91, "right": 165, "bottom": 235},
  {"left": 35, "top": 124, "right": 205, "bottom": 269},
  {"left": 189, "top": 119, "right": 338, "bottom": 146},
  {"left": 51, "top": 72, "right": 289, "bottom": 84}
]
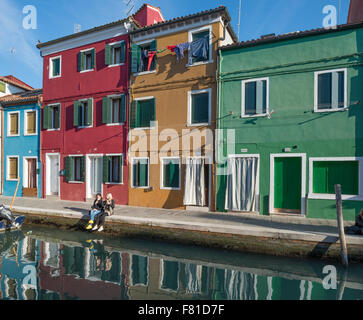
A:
[
  {"left": 133, "top": 161, "right": 138, "bottom": 187},
  {"left": 57, "top": 105, "right": 61, "bottom": 129},
  {"left": 86, "top": 99, "right": 93, "bottom": 126},
  {"left": 65, "top": 157, "right": 73, "bottom": 182},
  {"left": 120, "top": 41, "right": 126, "bottom": 64},
  {"left": 105, "top": 44, "right": 111, "bottom": 66},
  {"left": 80, "top": 157, "right": 85, "bottom": 182},
  {"left": 73, "top": 101, "right": 80, "bottom": 127},
  {"left": 131, "top": 44, "right": 140, "bottom": 73},
  {"left": 77, "top": 52, "right": 82, "bottom": 72},
  {"left": 43, "top": 106, "right": 49, "bottom": 130},
  {"left": 120, "top": 95, "right": 127, "bottom": 123},
  {"left": 91, "top": 49, "right": 95, "bottom": 69},
  {"left": 138, "top": 98, "right": 155, "bottom": 128},
  {"left": 171, "top": 162, "right": 179, "bottom": 188},
  {"left": 103, "top": 156, "right": 110, "bottom": 183},
  {"left": 150, "top": 40, "right": 157, "bottom": 70},
  {"left": 139, "top": 160, "right": 148, "bottom": 187},
  {"left": 102, "top": 97, "right": 111, "bottom": 124},
  {"left": 130, "top": 100, "right": 138, "bottom": 129}
]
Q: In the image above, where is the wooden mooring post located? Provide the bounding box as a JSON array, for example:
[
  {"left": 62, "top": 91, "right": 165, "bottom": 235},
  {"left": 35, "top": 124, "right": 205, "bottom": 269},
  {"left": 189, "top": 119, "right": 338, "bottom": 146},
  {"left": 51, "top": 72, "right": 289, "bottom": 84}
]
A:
[{"left": 335, "top": 184, "right": 348, "bottom": 268}]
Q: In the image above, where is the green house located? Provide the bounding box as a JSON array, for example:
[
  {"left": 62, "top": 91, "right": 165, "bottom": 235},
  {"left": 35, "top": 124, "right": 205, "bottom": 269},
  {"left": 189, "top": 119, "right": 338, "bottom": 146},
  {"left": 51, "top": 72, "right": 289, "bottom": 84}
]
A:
[{"left": 216, "top": 22, "right": 363, "bottom": 221}]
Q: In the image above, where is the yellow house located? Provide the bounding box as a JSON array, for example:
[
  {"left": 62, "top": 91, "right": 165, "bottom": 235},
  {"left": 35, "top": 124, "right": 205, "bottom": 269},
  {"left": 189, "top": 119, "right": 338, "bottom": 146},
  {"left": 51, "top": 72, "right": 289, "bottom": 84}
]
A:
[{"left": 128, "top": 6, "right": 237, "bottom": 211}]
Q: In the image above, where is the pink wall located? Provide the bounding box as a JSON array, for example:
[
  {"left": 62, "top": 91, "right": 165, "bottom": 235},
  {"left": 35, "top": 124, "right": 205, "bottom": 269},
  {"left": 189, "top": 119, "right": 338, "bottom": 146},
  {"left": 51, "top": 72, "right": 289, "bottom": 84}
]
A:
[{"left": 133, "top": 4, "right": 164, "bottom": 27}]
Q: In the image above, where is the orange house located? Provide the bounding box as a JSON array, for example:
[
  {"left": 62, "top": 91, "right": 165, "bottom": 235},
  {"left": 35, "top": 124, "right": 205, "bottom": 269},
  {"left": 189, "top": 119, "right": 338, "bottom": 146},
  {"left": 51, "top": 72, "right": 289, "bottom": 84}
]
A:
[{"left": 128, "top": 7, "right": 237, "bottom": 211}]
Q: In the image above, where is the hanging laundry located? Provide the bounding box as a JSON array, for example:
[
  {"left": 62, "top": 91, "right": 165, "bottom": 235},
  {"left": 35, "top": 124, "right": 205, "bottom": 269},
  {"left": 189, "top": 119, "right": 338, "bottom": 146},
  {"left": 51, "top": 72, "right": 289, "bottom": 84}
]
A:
[
  {"left": 190, "top": 36, "right": 209, "bottom": 62},
  {"left": 174, "top": 42, "right": 191, "bottom": 62},
  {"left": 147, "top": 51, "right": 157, "bottom": 71},
  {"left": 167, "top": 45, "right": 177, "bottom": 53},
  {"left": 138, "top": 49, "right": 149, "bottom": 73}
]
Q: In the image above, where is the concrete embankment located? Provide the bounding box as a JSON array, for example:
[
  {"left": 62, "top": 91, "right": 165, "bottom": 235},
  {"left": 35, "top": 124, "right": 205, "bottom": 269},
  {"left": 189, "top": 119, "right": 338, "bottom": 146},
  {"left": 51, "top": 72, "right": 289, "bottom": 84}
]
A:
[{"left": 1, "top": 195, "right": 362, "bottom": 263}]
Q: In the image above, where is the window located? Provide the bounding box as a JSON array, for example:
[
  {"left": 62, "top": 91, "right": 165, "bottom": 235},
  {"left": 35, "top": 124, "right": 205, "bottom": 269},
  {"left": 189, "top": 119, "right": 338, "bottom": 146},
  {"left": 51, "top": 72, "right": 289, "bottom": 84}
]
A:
[
  {"left": 131, "top": 255, "right": 148, "bottom": 286},
  {"left": 74, "top": 99, "right": 93, "bottom": 128},
  {"left": 242, "top": 78, "right": 269, "bottom": 117},
  {"left": 49, "top": 56, "right": 61, "bottom": 78},
  {"left": 315, "top": 69, "right": 346, "bottom": 111},
  {"left": 161, "top": 158, "right": 180, "bottom": 190},
  {"left": 189, "top": 27, "right": 211, "bottom": 65},
  {"left": 102, "top": 95, "right": 127, "bottom": 125},
  {"left": 132, "top": 158, "right": 149, "bottom": 188},
  {"left": 130, "top": 98, "right": 155, "bottom": 129},
  {"left": 188, "top": 89, "right": 211, "bottom": 126},
  {"left": 8, "top": 112, "right": 19, "bottom": 136},
  {"left": 78, "top": 49, "right": 95, "bottom": 72},
  {"left": 0, "top": 81, "right": 5, "bottom": 93},
  {"left": 103, "top": 155, "right": 123, "bottom": 184},
  {"left": 65, "top": 156, "right": 85, "bottom": 183},
  {"left": 25, "top": 111, "right": 37, "bottom": 135},
  {"left": 7, "top": 157, "right": 18, "bottom": 180},
  {"left": 160, "top": 260, "right": 180, "bottom": 292},
  {"left": 131, "top": 40, "right": 157, "bottom": 74},
  {"left": 313, "top": 161, "right": 358, "bottom": 195},
  {"left": 105, "top": 42, "right": 126, "bottom": 66},
  {"left": 43, "top": 104, "right": 60, "bottom": 130}
]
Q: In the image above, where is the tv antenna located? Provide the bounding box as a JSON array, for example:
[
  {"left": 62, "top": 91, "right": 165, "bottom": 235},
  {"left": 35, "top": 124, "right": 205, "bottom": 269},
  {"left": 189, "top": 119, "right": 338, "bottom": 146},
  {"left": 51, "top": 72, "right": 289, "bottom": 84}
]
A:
[
  {"left": 74, "top": 23, "right": 82, "bottom": 33},
  {"left": 126, "top": 0, "right": 135, "bottom": 16},
  {"left": 10, "top": 47, "right": 16, "bottom": 76},
  {"left": 237, "top": 0, "right": 242, "bottom": 41}
]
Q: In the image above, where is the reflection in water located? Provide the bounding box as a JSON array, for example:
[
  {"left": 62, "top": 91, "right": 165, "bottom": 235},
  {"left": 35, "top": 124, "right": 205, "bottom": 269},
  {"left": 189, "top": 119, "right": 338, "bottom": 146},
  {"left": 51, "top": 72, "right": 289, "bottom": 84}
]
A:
[{"left": 0, "top": 228, "right": 362, "bottom": 300}]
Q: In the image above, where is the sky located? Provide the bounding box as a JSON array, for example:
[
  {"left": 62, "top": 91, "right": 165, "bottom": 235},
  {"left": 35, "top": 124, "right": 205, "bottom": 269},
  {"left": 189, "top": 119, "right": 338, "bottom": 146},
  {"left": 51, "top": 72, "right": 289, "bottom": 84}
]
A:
[{"left": 0, "top": 0, "right": 350, "bottom": 89}]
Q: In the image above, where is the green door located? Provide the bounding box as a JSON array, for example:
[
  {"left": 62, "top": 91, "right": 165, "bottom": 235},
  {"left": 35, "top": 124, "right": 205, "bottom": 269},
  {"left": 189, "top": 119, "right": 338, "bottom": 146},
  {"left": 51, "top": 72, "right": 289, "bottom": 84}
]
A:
[{"left": 274, "top": 157, "right": 302, "bottom": 212}]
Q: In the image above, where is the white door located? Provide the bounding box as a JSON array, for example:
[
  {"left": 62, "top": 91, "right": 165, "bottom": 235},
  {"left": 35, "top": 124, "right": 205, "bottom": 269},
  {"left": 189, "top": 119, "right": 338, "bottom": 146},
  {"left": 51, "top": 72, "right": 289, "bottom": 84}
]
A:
[
  {"left": 49, "top": 156, "right": 59, "bottom": 195},
  {"left": 90, "top": 157, "right": 102, "bottom": 195}
]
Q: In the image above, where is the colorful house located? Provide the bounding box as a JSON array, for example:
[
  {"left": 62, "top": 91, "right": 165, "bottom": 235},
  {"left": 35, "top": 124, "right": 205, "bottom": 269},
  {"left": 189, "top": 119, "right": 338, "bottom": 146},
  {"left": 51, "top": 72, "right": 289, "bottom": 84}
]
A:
[
  {"left": 0, "top": 89, "right": 42, "bottom": 198},
  {"left": 128, "top": 6, "right": 237, "bottom": 211},
  {"left": 216, "top": 22, "right": 363, "bottom": 220},
  {"left": 36, "top": 4, "right": 164, "bottom": 204}
]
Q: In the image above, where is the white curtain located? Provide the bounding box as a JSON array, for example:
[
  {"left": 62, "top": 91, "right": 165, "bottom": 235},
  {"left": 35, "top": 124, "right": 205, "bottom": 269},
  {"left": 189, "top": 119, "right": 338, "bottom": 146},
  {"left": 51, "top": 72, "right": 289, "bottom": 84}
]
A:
[
  {"left": 225, "top": 157, "right": 258, "bottom": 212},
  {"left": 184, "top": 158, "right": 206, "bottom": 206},
  {"left": 185, "top": 264, "right": 202, "bottom": 293}
]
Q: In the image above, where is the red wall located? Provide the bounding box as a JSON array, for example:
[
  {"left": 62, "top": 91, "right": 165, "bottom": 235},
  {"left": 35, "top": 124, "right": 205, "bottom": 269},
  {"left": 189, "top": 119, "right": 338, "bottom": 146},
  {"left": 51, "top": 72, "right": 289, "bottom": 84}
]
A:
[
  {"left": 133, "top": 4, "right": 164, "bottom": 27},
  {"left": 41, "top": 34, "right": 130, "bottom": 204}
]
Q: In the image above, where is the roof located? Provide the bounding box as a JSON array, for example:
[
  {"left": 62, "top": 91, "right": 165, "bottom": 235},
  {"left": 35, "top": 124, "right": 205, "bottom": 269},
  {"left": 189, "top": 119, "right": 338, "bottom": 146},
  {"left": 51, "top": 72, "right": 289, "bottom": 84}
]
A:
[
  {"left": 220, "top": 21, "right": 363, "bottom": 52},
  {"left": 348, "top": 0, "right": 363, "bottom": 24},
  {"left": 36, "top": 18, "right": 131, "bottom": 49},
  {"left": 131, "top": 6, "right": 238, "bottom": 42},
  {"left": 0, "top": 75, "right": 33, "bottom": 91},
  {"left": 0, "top": 89, "right": 43, "bottom": 106}
]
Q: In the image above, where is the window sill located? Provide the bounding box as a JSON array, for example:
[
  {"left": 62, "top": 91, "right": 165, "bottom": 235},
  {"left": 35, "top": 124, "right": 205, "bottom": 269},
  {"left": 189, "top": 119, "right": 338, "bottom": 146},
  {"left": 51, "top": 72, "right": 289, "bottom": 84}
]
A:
[
  {"left": 314, "top": 108, "right": 347, "bottom": 113},
  {"left": 77, "top": 125, "right": 93, "bottom": 129},
  {"left": 131, "top": 126, "right": 156, "bottom": 130},
  {"left": 68, "top": 181, "right": 84, "bottom": 184},
  {"left": 105, "top": 182, "right": 124, "bottom": 185},
  {"left": 133, "top": 70, "right": 156, "bottom": 76},
  {"left": 108, "top": 63, "right": 125, "bottom": 68},
  {"left": 186, "top": 60, "right": 213, "bottom": 67},
  {"left": 46, "top": 128, "right": 61, "bottom": 132},
  {"left": 132, "top": 186, "right": 150, "bottom": 189},
  {"left": 80, "top": 69, "right": 95, "bottom": 74},
  {"left": 24, "top": 133, "right": 38, "bottom": 136},
  {"left": 186, "top": 122, "right": 210, "bottom": 127},
  {"left": 7, "top": 134, "right": 20, "bottom": 137},
  {"left": 106, "top": 123, "right": 125, "bottom": 127},
  {"left": 160, "top": 187, "right": 181, "bottom": 191},
  {"left": 308, "top": 193, "right": 363, "bottom": 201},
  {"left": 49, "top": 75, "right": 61, "bottom": 79},
  {"left": 241, "top": 113, "right": 269, "bottom": 119}
]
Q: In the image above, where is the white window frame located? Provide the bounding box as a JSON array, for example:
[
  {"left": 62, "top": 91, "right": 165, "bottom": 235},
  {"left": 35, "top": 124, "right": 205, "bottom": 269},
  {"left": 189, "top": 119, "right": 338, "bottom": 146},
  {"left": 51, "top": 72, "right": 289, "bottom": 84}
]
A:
[
  {"left": 23, "top": 156, "right": 39, "bottom": 189},
  {"left": 131, "top": 157, "right": 150, "bottom": 189},
  {"left": 49, "top": 55, "right": 62, "bottom": 79},
  {"left": 107, "top": 94, "right": 125, "bottom": 126},
  {"left": 80, "top": 48, "right": 95, "bottom": 73},
  {"left": 187, "top": 25, "right": 213, "bottom": 67},
  {"left": 226, "top": 154, "right": 261, "bottom": 213},
  {"left": 187, "top": 88, "right": 212, "bottom": 127},
  {"left": 308, "top": 157, "right": 363, "bottom": 201},
  {"left": 269, "top": 153, "right": 307, "bottom": 216},
  {"left": 133, "top": 96, "right": 156, "bottom": 130},
  {"left": 77, "top": 98, "right": 94, "bottom": 129},
  {"left": 108, "top": 41, "right": 125, "bottom": 67},
  {"left": 7, "top": 111, "right": 20, "bottom": 137},
  {"left": 129, "top": 254, "right": 149, "bottom": 287},
  {"left": 24, "top": 110, "right": 38, "bottom": 136},
  {"left": 105, "top": 153, "right": 124, "bottom": 185},
  {"left": 241, "top": 77, "right": 270, "bottom": 118},
  {"left": 314, "top": 68, "right": 348, "bottom": 113},
  {"left": 133, "top": 39, "right": 157, "bottom": 76},
  {"left": 160, "top": 157, "right": 181, "bottom": 190},
  {"left": 6, "top": 155, "right": 19, "bottom": 181},
  {"left": 47, "top": 103, "right": 61, "bottom": 131},
  {"left": 68, "top": 154, "right": 84, "bottom": 184}
]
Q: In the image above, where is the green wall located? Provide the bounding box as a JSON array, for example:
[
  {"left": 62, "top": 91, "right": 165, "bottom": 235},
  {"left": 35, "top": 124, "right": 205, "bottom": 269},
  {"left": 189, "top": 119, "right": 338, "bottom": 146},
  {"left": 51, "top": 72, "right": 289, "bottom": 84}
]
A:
[{"left": 217, "top": 27, "right": 363, "bottom": 220}]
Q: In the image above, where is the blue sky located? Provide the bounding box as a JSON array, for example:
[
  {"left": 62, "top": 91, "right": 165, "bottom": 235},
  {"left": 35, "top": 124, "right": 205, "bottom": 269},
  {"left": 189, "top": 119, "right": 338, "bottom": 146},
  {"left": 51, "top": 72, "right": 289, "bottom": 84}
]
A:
[{"left": 0, "top": 0, "right": 350, "bottom": 89}]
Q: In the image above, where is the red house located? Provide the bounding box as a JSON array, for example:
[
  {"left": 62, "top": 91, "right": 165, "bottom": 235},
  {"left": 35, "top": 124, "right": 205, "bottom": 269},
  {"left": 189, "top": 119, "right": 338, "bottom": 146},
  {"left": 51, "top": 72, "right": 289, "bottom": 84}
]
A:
[{"left": 36, "top": 4, "right": 164, "bottom": 204}]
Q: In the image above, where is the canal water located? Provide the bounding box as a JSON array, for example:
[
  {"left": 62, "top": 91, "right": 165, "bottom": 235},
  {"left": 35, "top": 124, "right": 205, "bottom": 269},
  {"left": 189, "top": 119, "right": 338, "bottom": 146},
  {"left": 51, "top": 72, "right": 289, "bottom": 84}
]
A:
[{"left": 0, "top": 225, "right": 362, "bottom": 300}]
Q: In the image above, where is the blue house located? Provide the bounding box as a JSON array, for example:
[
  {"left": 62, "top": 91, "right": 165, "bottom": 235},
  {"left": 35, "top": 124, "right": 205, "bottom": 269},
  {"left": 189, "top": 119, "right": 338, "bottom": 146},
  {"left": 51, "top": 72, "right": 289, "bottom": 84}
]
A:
[{"left": 0, "top": 89, "right": 42, "bottom": 198}]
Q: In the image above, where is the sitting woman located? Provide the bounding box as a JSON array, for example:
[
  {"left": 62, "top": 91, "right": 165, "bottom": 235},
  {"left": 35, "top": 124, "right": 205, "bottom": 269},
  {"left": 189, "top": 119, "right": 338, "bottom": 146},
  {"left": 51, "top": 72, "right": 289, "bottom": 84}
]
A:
[
  {"left": 93, "top": 193, "right": 115, "bottom": 232},
  {"left": 86, "top": 193, "right": 104, "bottom": 230}
]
